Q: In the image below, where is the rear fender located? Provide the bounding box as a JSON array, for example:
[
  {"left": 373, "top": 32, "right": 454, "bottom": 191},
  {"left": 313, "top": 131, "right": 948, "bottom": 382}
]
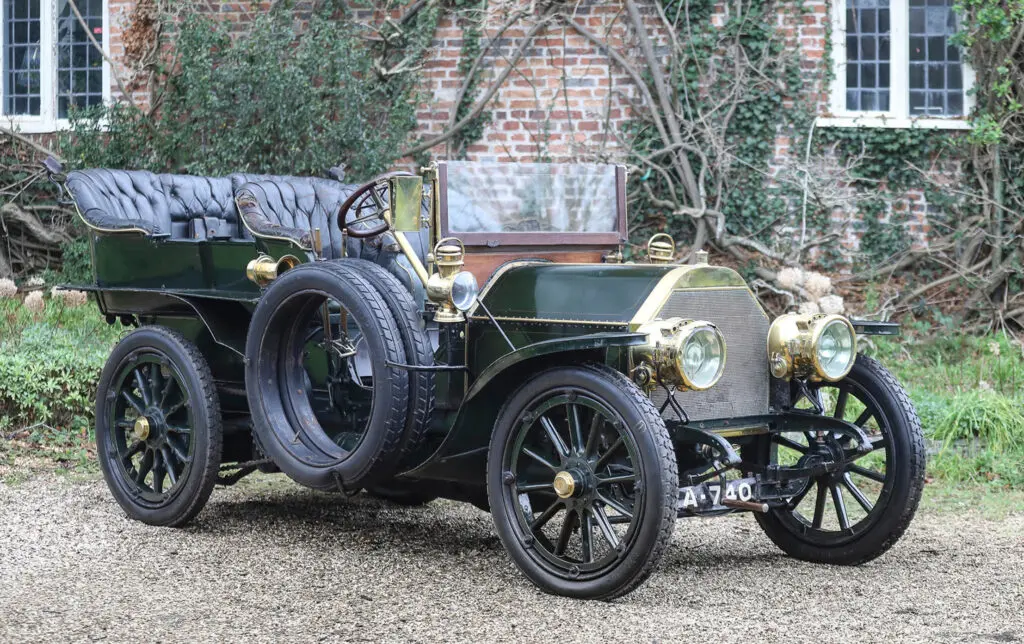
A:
[{"left": 403, "top": 332, "right": 646, "bottom": 483}]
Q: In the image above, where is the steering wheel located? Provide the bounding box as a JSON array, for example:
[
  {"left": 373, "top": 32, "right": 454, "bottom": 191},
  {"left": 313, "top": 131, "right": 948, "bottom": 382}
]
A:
[{"left": 337, "top": 172, "right": 417, "bottom": 239}]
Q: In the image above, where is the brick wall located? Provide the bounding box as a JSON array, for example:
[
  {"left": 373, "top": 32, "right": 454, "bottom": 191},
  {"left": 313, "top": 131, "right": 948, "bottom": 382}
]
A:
[{"left": 92, "top": 0, "right": 956, "bottom": 258}]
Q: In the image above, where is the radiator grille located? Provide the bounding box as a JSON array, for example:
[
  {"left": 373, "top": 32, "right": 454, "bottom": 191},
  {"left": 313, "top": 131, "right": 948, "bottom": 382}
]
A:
[{"left": 649, "top": 288, "right": 770, "bottom": 421}]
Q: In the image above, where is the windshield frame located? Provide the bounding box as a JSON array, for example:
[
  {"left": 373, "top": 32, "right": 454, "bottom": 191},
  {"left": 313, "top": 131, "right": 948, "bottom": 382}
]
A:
[{"left": 437, "top": 161, "right": 628, "bottom": 247}]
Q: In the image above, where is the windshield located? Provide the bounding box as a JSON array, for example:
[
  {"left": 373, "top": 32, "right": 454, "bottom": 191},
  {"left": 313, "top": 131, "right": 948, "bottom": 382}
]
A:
[{"left": 443, "top": 161, "right": 622, "bottom": 237}]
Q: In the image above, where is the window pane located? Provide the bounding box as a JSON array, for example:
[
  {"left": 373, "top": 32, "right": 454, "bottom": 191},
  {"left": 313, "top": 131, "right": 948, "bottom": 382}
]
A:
[
  {"left": 845, "top": 0, "right": 891, "bottom": 112},
  {"left": 57, "top": 0, "right": 105, "bottom": 119},
  {"left": 3, "top": 0, "right": 42, "bottom": 115},
  {"left": 907, "top": 0, "right": 965, "bottom": 116}
]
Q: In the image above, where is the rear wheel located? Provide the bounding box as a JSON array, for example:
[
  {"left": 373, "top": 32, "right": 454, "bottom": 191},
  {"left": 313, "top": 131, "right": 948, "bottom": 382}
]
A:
[
  {"left": 245, "top": 261, "right": 409, "bottom": 490},
  {"left": 487, "top": 364, "right": 677, "bottom": 600},
  {"left": 748, "top": 354, "right": 925, "bottom": 564},
  {"left": 96, "top": 326, "right": 222, "bottom": 527}
]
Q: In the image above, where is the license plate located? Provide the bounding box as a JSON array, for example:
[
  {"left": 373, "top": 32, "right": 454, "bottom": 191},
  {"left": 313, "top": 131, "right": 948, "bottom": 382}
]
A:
[{"left": 678, "top": 477, "right": 757, "bottom": 512}]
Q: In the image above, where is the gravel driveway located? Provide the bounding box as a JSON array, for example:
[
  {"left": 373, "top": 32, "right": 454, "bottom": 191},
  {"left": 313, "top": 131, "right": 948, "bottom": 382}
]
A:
[{"left": 0, "top": 473, "right": 1021, "bottom": 643}]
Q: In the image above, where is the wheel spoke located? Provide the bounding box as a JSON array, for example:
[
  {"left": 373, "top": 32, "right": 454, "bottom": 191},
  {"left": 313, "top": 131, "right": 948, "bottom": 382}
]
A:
[
  {"left": 554, "top": 510, "right": 577, "bottom": 556},
  {"left": 580, "top": 509, "right": 594, "bottom": 563},
  {"left": 830, "top": 484, "right": 851, "bottom": 531},
  {"left": 774, "top": 435, "right": 808, "bottom": 454},
  {"left": 597, "top": 493, "right": 634, "bottom": 519},
  {"left": 591, "top": 505, "right": 620, "bottom": 549},
  {"left": 853, "top": 408, "right": 872, "bottom": 428},
  {"left": 596, "top": 473, "right": 635, "bottom": 485},
  {"left": 165, "top": 425, "right": 191, "bottom": 436},
  {"left": 529, "top": 499, "right": 562, "bottom": 532},
  {"left": 539, "top": 416, "right": 569, "bottom": 461},
  {"left": 566, "top": 404, "right": 584, "bottom": 455},
  {"left": 161, "top": 447, "right": 178, "bottom": 487},
  {"left": 516, "top": 482, "right": 553, "bottom": 493},
  {"left": 834, "top": 388, "right": 849, "bottom": 420},
  {"left": 593, "top": 436, "right": 624, "bottom": 471},
  {"left": 584, "top": 411, "right": 602, "bottom": 458},
  {"left": 123, "top": 440, "right": 145, "bottom": 462},
  {"left": 165, "top": 396, "right": 189, "bottom": 418},
  {"left": 121, "top": 391, "right": 145, "bottom": 415},
  {"left": 848, "top": 464, "right": 886, "bottom": 483},
  {"left": 522, "top": 447, "right": 559, "bottom": 473},
  {"left": 158, "top": 371, "right": 176, "bottom": 409},
  {"left": 133, "top": 369, "right": 152, "bottom": 407},
  {"left": 811, "top": 480, "right": 827, "bottom": 529},
  {"left": 167, "top": 436, "right": 190, "bottom": 464},
  {"left": 135, "top": 451, "right": 153, "bottom": 486},
  {"left": 841, "top": 473, "right": 874, "bottom": 513}
]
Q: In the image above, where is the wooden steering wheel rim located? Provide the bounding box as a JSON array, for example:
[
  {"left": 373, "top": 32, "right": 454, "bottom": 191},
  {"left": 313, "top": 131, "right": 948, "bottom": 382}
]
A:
[{"left": 337, "top": 171, "right": 417, "bottom": 239}]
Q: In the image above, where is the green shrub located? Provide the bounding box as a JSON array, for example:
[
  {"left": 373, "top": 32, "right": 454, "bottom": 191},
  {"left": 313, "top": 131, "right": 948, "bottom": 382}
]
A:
[
  {"left": 59, "top": 0, "right": 435, "bottom": 179},
  {"left": 0, "top": 298, "right": 122, "bottom": 434}
]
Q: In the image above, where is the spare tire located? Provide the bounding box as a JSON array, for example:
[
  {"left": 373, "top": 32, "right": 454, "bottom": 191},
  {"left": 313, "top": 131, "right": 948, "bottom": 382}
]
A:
[
  {"left": 245, "top": 261, "right": 409, "bottom": 490},
  {"left": 333, "top": 258, "right": 435, "bottom": 467}
]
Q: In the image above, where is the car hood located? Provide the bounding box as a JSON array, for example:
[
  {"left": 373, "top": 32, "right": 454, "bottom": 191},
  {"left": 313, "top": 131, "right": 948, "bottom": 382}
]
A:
[{"left": 473, "top": 261, "right": 750, "bottom": 326}]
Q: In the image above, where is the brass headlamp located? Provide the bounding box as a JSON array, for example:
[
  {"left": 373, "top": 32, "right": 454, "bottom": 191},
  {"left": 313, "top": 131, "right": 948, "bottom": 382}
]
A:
[
  {"left": 246, "top": 254, "right": 301, "bottom": 287},
  {"left": 426, "top": 237, "right": 478, "bottom": 323},
  {"left": 633, "top": 317, "right": 726, "bottom": 391},
  {"left": 647, "top": 233, "right": 676, "bottom": 264},
  {"left": 767, "top": 313, "right": 857, "bottom": 381}
]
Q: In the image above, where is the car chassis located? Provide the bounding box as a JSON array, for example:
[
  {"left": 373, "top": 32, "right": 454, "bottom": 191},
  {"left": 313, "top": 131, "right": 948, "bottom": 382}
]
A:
[{"left": 49, "top": 158, "right": 924, "bottom": 600}]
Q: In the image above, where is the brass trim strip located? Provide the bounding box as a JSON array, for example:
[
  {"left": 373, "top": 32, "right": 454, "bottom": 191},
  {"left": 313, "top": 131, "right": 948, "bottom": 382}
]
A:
[{"left": 467, "top": 314, "right": 627, "bottom": 326}]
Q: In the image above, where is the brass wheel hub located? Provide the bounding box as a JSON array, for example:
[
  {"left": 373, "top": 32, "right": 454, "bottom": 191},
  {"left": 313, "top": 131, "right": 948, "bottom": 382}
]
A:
[
  {"left": 552, "top": 471, "right": 577, "bottom": 499},
  {"left": 132, "top": 417, "right": 151, "bottom": 442}
]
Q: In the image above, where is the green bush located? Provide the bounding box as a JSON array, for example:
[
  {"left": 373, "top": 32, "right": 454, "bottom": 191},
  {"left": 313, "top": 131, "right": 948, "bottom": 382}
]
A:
[
  {"left": 60, "top": 0, "right": 436, "bottom": 178},
  {"left": 0, "top": 298, "right": 122, "bottom": 434}
]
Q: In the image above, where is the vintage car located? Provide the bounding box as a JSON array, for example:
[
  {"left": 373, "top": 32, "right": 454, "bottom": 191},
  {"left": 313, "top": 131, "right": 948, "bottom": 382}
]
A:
[{"left": 48, "top": 158, "right": 924, "bottom": 600}]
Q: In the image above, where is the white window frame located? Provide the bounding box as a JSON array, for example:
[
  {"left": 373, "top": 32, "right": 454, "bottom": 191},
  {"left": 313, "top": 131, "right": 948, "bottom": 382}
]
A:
[
  {"left": 0, "top": 0, "right": 110, "bottom": 133},
  {"left": 821, "top": 0, "right": 974, "bottom": 130}
]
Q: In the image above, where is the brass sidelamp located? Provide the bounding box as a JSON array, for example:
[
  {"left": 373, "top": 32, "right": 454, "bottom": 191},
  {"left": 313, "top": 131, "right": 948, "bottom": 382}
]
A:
[{"left": 426, "top": 238, "right": 479, "bottom": 323}]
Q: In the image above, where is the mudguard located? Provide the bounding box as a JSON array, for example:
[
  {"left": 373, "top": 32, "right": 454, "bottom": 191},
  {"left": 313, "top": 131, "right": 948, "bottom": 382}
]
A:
[{"left": 404, "top": 331, "right": 647, "bottom": 483}]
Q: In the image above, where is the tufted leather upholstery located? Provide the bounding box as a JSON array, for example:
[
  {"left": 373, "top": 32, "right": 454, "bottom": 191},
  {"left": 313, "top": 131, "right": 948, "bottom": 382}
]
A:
[
  {"left": 159, "top": 175, "right": 237, "bottom": 239},
  {"left": 67, "top": 169, "right": 171, "bottom": 235},
  {"left": 234, "top": 178, "right": 361, "bottom": 259},
  {"left": 65, "top": 169, "right": 431, "bottom": 279}
]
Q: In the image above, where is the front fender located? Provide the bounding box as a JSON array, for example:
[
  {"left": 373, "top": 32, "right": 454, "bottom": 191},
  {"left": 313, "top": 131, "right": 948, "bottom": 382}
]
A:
[{"left": 403, "top": 331, "right": 646, "bottom": 483}]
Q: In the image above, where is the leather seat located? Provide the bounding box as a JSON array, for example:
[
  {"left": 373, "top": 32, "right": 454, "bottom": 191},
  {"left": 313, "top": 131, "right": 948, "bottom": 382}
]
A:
[
  {"left": 65, "top": 169, "right": 432, "bottom": 289},
  {"left": 67, "top": 169, "right": 172, "bottom": 235},
  {"left": 234, "top": 177, "right": 359, "bottom": 259}
]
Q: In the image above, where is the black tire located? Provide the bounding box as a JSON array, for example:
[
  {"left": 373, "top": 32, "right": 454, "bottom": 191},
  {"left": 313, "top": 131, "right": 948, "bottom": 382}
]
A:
[
  {"left": 748, "top": 354, "right": 926, "bottom": 565},
  {"left": 245, "top": 261, "right": 409, "bottom": 490},
  {"left": 96, "top": 326, "right": 222, "bottom": 527},
  {"left": 365, "top": 480, "right": 438, "bottom": 506},
  {"left": 332, "top": 258, "right": 434, "bottom": 466},
  {"left": 487, "top": 364, "right": 677, "bottom": 600}
]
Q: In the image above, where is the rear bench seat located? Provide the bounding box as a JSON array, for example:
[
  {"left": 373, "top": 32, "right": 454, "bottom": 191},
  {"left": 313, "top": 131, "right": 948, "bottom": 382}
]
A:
[{"left": 66, "top": 168, "right": 431, "bottom": 292}]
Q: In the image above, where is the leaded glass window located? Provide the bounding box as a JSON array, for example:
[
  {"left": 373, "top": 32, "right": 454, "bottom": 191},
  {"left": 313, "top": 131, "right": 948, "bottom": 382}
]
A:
[
  {"left": 3, "top": 0, "right": 41, "bottom": 115},
  {"left": 846, "top": 0, "right": 890, "bottom": 112},
  {"left": 56, "top": 0, "right": 104, "bottom": 118},
  {"left": 908, "top": 0, "right": 962, "bottom": 116}
]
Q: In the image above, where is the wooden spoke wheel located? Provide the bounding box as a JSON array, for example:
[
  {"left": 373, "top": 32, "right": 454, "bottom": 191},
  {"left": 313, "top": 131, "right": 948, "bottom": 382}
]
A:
[
  {"left": 96, "top": 327, "right": 222, "bottom": 527},
  {"left": 487, "top": 365, "right": 677, "bottom": 601},
  {"left": 747, "top": 354, "right": 926, "bottom": 564}
]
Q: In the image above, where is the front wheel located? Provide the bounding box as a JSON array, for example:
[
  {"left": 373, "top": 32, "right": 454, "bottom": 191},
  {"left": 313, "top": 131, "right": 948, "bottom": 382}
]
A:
[
  {"left": 487, "top": 364, "right": 678, "bottom": 600},
  {"left": 747, "top": 354, "right": 926, "bottom": 565}
]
